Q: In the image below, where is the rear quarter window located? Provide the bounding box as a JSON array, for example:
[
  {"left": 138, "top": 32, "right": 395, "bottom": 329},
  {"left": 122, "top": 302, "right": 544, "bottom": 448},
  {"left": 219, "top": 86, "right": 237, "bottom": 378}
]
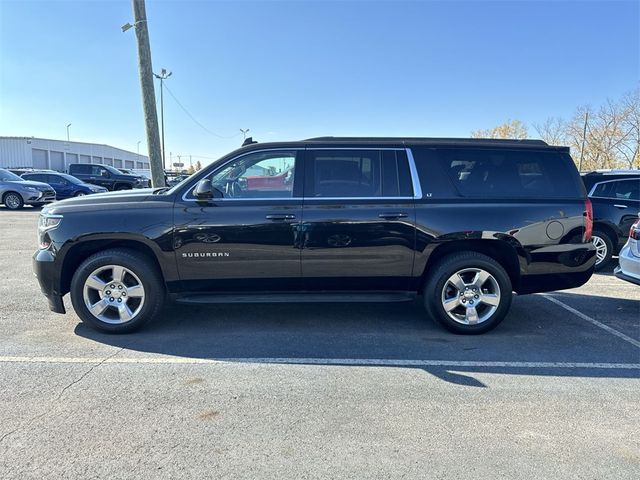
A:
[{"left": 435, "top": 148, "right": 584, "bottom": 198}]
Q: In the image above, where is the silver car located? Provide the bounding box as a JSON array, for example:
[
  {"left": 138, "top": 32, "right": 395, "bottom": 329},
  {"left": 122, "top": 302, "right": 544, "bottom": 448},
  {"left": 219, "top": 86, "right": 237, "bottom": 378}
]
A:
[
  {"left": 614, "top": 213, "right": 640, "bottom": 286},
  {"left": 0, "top": 168, "right": 56, "bottom": 210}
]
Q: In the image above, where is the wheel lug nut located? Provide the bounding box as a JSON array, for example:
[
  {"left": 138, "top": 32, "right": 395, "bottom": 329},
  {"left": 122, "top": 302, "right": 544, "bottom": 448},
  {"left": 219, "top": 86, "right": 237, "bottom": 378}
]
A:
[
  {"left": 117, "top": 298, "right": 122, "bottom": 303},
  {"left": 469, "top": 300, "right": 474, "bottom": 305},
  {"left": 110, "top": 284, "right": 115, "bottom": 289},
  {"left": 474, "top": 294, "right": 479, "bottom": 299},
  {"left": 122, "top": 292, "right": 126, "bottom": 297},
  {"left": 118, "top": 285, "right": 123, "bottom": 290},
  {"left": 110, "top": 297, "right": 114, "bottom": 302},
  {"left": 106, "top": 290, "right": 111, "bottom": 295},
  {"left": 462, "top": 299, "right": 466, "bottom": 303}
]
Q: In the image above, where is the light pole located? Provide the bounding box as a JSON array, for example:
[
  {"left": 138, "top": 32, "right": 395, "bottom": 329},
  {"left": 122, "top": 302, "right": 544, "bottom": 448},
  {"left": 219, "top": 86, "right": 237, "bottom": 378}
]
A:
[
  {"left": 66, "top": 123, "right": 72, "bottom": 141},
  {"left": 154, "top": 68, "right": 172, "bottom": 170},
  {"left": 240, "top": 128, "right": 250, "bottom": 141}
]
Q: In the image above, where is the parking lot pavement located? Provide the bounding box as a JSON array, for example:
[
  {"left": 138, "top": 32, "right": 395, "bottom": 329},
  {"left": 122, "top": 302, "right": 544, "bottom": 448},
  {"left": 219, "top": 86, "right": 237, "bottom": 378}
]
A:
[{"left": 0, "top": 209, "right": 639, "bottom": 479}]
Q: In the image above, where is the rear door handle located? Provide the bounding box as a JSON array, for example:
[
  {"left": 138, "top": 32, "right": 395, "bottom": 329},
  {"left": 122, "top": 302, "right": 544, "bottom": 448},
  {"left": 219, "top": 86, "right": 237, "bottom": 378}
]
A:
[
  {"left": 378, "top": 212, "right": 408, "bottom": 219},
  {"left": 265, "top": 214, "right": 296, "bottom": 221},
  {"left": 613, "top": 204, "right": 628, "bottom": 209}
]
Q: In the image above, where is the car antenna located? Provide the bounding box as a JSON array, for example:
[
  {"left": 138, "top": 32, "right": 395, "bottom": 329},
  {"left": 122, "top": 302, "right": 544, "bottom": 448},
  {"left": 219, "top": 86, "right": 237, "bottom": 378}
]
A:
[{"left": 242, "top": 137, "right": 258, "bottom": 146}]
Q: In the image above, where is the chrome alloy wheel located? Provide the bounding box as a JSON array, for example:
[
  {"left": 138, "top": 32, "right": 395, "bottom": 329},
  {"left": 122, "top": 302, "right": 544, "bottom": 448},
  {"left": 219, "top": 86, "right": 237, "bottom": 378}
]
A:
[
  {"left": 441, "top": 268, "right": 501, "bottom": 325},
  {"left": 82, "top": 265, "right": 145, "bottom": 324},
  {"left": 591, "top": 235, "right": 608, "bottom": 265}
]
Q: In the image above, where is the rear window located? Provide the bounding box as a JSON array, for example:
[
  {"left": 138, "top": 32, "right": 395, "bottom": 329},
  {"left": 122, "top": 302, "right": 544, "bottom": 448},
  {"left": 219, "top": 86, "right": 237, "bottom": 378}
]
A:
[
  {"left": 70, "top": 164, "right": 90, "bottom": 174},
  {"left": 436, "top": 148, "right": 584, "bottom": 198}
]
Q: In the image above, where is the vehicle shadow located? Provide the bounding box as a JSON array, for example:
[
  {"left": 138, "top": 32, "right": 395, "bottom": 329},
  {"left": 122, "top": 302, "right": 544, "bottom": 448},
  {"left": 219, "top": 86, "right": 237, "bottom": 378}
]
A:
[{"left": 74, "top": 292, "right": 640, "bottom": 387}]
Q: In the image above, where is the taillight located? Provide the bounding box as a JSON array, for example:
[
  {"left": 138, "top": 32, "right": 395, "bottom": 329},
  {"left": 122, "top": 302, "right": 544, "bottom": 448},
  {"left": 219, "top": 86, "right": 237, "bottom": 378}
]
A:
[
  {"left": 630, "top": 216, "right": 640, "bottom": 240},
  {"left": 583, "top": 198, "right": 593, "bottom": 242}
]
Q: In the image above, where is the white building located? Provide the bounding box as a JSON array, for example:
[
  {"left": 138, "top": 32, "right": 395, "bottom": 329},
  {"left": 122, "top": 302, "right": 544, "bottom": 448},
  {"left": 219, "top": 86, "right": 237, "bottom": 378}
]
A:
[{"left": 0, "top": 137, "right": 150, "bottom": 172}]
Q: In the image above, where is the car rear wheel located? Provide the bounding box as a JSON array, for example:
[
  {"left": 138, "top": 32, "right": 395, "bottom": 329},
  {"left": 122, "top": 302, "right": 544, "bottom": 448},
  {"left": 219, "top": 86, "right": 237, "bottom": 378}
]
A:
[
  {"left": 423, "top": 252, "right": 512, "bottom": 334},
  {"left": 591, "top": 230, "right": 613, "bottom": 271},
  {"left": 74, "top": 191, "right": 86, "bottom": 197},
  {"left": 70, "top": 249, "right": 164, "bottom": 333},
  {"left": 115, "top": 184, "right": 131, "bottom": 191},
  {"left": 3, "top": 192, "right": 24, "bottom": 210}
]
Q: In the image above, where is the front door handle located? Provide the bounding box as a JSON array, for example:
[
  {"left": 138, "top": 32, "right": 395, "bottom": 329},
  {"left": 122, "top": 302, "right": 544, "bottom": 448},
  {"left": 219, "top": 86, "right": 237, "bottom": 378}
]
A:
[
  {"left": 613, "top": 204, "right": 628, "bottom": 209},
  {"left": 378, "top": 212, "right": 408, "bottom": 219},
  {"left": 265, "top": 214, "right": 296, "bottom": 221}
]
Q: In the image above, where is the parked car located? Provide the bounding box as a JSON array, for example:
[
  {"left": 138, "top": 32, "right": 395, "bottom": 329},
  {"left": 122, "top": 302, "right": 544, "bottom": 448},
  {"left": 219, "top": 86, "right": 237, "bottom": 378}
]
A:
[
  {"left": 614, "top": 213, "right": 640, "bottom": 286},
  {"left": 21, "top": 172, "right": 108, "bottom": 199},
  {"left": 119, "top": 168, "right": 151, "bottom": 187},
  {"left": 68, "top": 164, "right": 147, "bottom": 191},
  {"left": 0, "top": 168, "right": 56, "bottom": 210},
  {"left": 582, "top": 170, "right": 640, "bottom": 270},
  {"left": 33, "top": 137, "right": 596, "bottom": 334}
]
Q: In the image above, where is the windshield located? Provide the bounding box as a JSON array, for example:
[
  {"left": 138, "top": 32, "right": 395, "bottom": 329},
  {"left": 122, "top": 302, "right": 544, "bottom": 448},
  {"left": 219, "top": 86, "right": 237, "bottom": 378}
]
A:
[
  {"left": 58, "top": 173, "right": 84, "bottom": 184},
  {"left": 103, "top": 164, "right": 127, "bottom": 176},
  {"left": 0, "top": 169, "right": 23, "bottom": 182}
]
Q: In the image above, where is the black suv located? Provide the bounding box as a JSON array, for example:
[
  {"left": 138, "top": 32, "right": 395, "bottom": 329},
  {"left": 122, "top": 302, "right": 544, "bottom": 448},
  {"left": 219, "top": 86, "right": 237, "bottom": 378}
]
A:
[
  {"left": 67, "top": 163, "right": 146, "bottom": 191},
  {"left": 34, "top": 138, "right": 596, "bottom": 334},
  {"left": 581, "top": 171, "right": 640, "bottom": 270}
]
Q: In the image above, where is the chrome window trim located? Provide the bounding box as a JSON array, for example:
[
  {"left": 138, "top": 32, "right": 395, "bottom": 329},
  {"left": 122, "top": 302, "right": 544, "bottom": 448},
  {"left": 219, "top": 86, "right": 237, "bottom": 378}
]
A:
[
  {"left": 180, "top": 146, "right": 423, "bottom": 202},
  {"left": 588, "top": 178, "right": 640, "bottom": 200}
]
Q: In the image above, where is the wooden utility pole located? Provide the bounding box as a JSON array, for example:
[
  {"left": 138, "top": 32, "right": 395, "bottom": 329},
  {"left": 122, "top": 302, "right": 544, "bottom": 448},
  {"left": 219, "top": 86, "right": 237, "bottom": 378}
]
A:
[
  {"left": 132, "top": 0, "right": 165, "bottom": 187},
  {"left": 579, "top": 111, "right": 589, "bottom": 172}
]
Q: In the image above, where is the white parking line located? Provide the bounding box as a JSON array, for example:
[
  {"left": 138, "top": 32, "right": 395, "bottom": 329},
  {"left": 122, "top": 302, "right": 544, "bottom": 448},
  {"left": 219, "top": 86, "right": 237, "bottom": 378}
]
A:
[
  {"left": 0, "top": 355, "right": 638, "bottom": 369},
  {"left": 542, "top": 294, "right": 640, "bottom": 349}
]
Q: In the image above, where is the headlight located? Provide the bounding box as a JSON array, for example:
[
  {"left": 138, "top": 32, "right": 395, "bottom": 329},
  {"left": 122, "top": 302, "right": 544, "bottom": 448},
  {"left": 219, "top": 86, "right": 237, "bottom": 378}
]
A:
[
  {"left": 38, "top": 214, "right": 63, "bottom": 249},
  {"left": 24, "top": 186, "right": 39, "bottom": 192}
]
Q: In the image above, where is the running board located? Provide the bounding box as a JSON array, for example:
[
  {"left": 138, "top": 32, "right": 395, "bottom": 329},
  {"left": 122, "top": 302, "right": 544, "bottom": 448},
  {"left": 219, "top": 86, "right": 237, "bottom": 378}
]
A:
[{"left": 174, "top": 292, "right": 416, "bottom": 304}]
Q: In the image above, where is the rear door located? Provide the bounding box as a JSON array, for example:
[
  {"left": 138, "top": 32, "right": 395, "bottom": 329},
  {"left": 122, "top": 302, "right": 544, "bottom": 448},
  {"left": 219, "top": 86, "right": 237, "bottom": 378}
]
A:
[
  {"left": 173, "top": 149, "right": 304, "bottom": 293},
  {"left": 300, "top": 148, "right": 417, "bottom": 291}
]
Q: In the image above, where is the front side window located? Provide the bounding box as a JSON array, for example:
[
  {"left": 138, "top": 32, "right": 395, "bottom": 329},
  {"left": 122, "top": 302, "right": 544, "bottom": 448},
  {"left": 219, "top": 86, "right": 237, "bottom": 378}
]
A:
[
  {"left": 195, "top": 150, "right": 298, "bottom": 199},
  {"left": 307, "top": 150, "right": 413, "bottom": 198}
]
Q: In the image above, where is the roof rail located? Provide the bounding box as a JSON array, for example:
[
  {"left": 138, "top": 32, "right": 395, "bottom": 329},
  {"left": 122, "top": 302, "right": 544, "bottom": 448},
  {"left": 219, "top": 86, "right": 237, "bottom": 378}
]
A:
[{"left": 303, "top": 136, "right": 548, "bottom": 146}]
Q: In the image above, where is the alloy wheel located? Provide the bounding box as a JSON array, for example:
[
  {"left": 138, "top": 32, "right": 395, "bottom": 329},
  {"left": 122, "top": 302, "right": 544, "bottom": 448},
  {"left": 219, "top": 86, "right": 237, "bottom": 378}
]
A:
[
  {"left": 82, "top": 265, "right": 145, "bottom": 324},
  {"left": 591, "top": 235, "right": 608, "bottom": 265},
  {"left": 4, "top": 193, "right": 21, "bottom": 209},
  {"left": 440, "top": 268, "right": 501, "bottom": 325}
]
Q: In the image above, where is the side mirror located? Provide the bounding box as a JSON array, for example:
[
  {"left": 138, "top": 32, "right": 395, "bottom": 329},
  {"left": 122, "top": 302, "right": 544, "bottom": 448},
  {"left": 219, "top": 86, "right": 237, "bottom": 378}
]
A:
[
  {"left": 194, "top": 179, "right": 223, "bottom": 201},
  {"left": 101, "top": 170, "right": 110, "bottom": 178}
]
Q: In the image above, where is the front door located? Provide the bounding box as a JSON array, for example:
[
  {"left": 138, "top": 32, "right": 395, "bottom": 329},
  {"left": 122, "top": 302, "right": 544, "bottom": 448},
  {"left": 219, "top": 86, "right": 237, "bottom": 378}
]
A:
[
  {"left": 300, "top": 148, "right": 416, "bottom": 291},
  {"left": 174, "top": 149, "right": 303, "bottom": 293}
]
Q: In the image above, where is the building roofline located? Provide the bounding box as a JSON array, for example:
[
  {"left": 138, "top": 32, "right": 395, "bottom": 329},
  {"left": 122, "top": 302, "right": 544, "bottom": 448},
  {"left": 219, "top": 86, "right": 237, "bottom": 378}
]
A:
[{"left": 0, "top": 136, "right": 147, "bottom": 158}]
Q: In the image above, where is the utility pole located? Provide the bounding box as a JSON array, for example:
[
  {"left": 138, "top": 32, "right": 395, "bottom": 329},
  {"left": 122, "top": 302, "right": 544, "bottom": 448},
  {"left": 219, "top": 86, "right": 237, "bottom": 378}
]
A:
[
  {"left": 154, "top": 68, "right": 172, "bottom": 170},
  {"left": 66, "top": 123, "right": 72, "bottom": 141},
  {"left": 579, "top": 111, "right": 589, "bottom": 172},
  {"left": 130, "top": 0, "right": 164, "bottom": 187}
]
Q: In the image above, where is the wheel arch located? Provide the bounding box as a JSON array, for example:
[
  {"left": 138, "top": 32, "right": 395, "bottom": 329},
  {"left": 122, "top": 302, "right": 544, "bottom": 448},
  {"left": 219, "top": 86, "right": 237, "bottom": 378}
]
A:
[
  {"left": 60, "top": 236, "right": 166, "bottom": 295},
  {"left": 418, "top": 239, "right": 522, "bottom": 292}
]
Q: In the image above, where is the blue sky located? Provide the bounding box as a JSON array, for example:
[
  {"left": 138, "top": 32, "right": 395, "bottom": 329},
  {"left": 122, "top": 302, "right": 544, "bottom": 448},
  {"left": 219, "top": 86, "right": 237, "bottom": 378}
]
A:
[{"left": 1, "top": 0, "right": 638, "bottom": 164}]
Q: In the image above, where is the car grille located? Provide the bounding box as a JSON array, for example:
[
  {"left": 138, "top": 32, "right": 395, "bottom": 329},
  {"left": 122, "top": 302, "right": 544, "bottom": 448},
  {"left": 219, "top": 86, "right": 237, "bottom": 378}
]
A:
[{"left": 41, "top": 189, "right": 56, "bottom": 201}]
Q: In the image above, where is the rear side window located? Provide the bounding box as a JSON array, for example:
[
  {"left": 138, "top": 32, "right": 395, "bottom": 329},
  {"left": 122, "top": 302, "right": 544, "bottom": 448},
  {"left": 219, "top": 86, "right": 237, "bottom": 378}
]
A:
[
  {"left": 592, "top": 180, "right": 640, "bottom": 201},
  {"left": 436, "top": 148, "right": 583, "bottom": 198},
  {"left": 70, "top": 164, "right": 89, "bottom": 174},
  {"left": 307, "top": 149, "right": 413, "bottom": 198}
]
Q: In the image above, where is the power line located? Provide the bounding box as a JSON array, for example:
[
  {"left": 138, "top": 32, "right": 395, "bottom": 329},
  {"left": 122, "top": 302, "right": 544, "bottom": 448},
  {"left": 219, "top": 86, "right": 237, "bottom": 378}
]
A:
[{"left": 162, "top": 83, "right": 241, "bottom": 140}]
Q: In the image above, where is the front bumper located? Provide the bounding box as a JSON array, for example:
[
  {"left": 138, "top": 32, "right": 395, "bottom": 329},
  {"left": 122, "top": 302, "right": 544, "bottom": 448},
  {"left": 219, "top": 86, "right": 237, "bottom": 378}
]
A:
[
  {"left": 23, "top": 189, "right": 56, "bottom": 205},
  {"left": 33, "top": 249, "right": 66, "bottom": 313}
]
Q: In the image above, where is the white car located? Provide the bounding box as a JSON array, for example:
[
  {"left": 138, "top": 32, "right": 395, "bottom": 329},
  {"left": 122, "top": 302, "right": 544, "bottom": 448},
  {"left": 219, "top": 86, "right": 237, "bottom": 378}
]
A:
[{"left": 614, "top": 213, "right": 640, "bottom": 286}]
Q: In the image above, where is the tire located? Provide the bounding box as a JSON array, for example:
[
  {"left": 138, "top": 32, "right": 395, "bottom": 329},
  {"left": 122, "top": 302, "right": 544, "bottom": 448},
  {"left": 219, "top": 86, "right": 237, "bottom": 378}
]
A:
[
  {"left": 3, "top": 192, "right": 24, "bottom": 210},
  {"left": 74, "top": 191, "right": 86, "bottom": 197},
  {"left": 115, "top": 184, "right": 131, "bottom": 191},
  {"left": 70, "top": 248, "right": 164, "bottom": 333},
  {"left": 31, "top": 203, "right": 45, "bottom": 208},
  {"left": 591, "top": 230, "right": 613, "bottom": 271},
  {"left": 423, "top": 252, "right": 513, "bottom": 334}
]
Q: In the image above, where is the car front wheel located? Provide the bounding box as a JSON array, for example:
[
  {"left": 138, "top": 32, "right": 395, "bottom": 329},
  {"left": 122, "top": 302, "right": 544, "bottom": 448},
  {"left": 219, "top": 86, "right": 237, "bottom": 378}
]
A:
[
  {"left": 70, "top": 249, "right": 164, "bottom": 333},
  {"left": 3, "top": 192, "right": 24, "bottom": 210},
  {"left": 424, "top": 252, "right": 513, "bottom": 334}
]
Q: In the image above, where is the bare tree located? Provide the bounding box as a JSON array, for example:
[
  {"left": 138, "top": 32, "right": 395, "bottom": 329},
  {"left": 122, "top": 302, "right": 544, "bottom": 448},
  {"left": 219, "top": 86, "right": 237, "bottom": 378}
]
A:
[
  {"left": 471, "top": 119, "right": 528, "bottom": 139},
  {"left": 534, "top": 117, "right": 566, "bottom": 146}
]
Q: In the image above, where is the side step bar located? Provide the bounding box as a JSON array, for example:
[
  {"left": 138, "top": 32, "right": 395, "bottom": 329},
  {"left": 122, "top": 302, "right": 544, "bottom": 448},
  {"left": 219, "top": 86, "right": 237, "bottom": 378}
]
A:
[{"left": 174, "top": 291, "right": 416, "bottom": 305}]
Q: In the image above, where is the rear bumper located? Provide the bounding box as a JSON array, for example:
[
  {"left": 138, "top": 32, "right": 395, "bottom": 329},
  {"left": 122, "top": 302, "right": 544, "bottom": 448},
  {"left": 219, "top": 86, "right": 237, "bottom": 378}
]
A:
[
  {"left": 517, "top": 242, "right": 596, "bottom": 294},
  {"left": 614, "top": 241, "right": 640, "bottom": 286},
  {"left": 32, "top": 249, "right": 66, "bottom": 314}
]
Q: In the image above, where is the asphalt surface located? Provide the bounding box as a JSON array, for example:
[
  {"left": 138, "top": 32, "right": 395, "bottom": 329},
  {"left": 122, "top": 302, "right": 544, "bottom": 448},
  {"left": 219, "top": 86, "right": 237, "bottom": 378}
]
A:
[{"left": 0, "top": 208, "right": 639, "bottom": 479}]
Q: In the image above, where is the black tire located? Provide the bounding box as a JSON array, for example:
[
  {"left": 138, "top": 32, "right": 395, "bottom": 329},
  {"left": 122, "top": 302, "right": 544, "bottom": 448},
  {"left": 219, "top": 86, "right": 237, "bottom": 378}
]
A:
[
  {"left": 3, "top": 192, "right": 24, "bottom": 210},
  {"left": 423, "top": 252, "right": 513, "bottom": 334},
  {"left": 70, "top": 248, "right": 164, "bottom": 333},
  {"left": 591, "top": 230, "right": 614, "bottom": 271},
  {"left": 115, "top": 184, "right": 131, "bottom": 191},
  {"left": 31, "top": 203, "right": 45, "bottom": 208},
  {"left": 74, "top": 191, "right": 86, "bottom": 197}
]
